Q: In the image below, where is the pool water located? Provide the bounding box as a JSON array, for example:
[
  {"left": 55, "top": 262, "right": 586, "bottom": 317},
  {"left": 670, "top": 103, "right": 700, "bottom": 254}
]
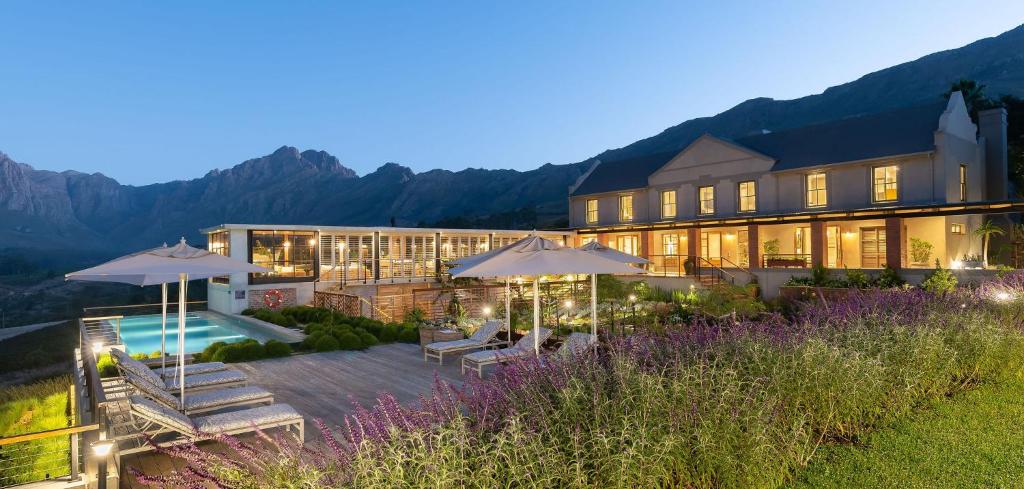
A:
[{"left": 116, "top": 312, "right": 295, "bottom": 355}]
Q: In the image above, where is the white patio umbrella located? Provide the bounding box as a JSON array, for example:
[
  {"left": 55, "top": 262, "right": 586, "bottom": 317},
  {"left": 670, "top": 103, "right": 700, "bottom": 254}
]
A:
[
  {"left": 578, "top": 240, "right": 650, "bottom": 265},
  {"left": 66, "top": 238, "right": 268, "bottom": 408},
  {"left": 449, "top": 236, "right": 643, "bottom": 353}
]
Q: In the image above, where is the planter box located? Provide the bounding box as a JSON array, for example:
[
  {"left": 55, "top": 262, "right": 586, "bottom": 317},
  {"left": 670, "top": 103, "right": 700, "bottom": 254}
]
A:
[
  {"left": 419, "top": 327, "right": 463, "bottom": 348},
  {"left": 766, "top": 258, "right": 807, "bottom": 268},
  {"left": 778, "top": 286, "right": 855, "bottom": 302}
]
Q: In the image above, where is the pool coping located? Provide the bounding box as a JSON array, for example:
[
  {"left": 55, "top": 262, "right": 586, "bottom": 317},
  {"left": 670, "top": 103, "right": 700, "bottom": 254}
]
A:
[{"left": 211, "top": 311, "right": 306, "bottom": 344}]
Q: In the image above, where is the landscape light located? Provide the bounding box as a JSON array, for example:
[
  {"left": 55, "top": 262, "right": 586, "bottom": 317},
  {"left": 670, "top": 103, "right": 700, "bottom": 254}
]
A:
[
  {"left": 92, "top": 341, "right": 104, "bottom": 353},
  {"left": 950, "top": 260, "right": 963, "bottom": 269},
  {"left": 995, "top": 291, "right": 1012, "bottom": 302},
  {"left": 564, "top": 300, "right": 573, "bottom": 309},
  {"left": 91, "top": 439, "right": 114, "bottom": 457},
  {"left": 482, "top": 306, "right": 492, "bottom": 316},
  {"left": 628, "top": 294, "right": 637, "bottom": 302}
]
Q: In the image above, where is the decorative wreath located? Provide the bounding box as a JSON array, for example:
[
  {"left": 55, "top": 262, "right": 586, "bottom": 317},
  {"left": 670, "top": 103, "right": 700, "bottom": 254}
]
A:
[{"left": 263, "top": 289, "right": 284, "bottom": 309}]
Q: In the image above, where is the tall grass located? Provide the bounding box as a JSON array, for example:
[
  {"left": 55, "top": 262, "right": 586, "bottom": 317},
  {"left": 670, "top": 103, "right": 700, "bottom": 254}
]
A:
[
  {"left": 136, "top": 274, "right": 1024, "bottom": 489},
  {"left": 0, "top": 375, "right": 73, "bottom": 486}
]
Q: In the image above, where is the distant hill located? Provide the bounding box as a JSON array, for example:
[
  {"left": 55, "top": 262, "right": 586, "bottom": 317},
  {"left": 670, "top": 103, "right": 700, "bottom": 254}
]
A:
[{"left": 1, "top": 23, "right": 1023, "bottom": 264}]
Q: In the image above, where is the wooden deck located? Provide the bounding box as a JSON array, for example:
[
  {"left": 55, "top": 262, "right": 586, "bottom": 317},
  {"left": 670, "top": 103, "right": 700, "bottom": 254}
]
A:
[{"left": 119, "top": 343, "right": 472, "bottom": 488}]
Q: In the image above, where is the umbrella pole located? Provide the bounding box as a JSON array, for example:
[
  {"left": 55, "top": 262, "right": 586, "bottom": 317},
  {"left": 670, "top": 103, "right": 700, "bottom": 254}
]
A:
[
  {"left": 505, "top": 277, "right": 511, "bottom": 348},
  {"left": 591, "top": 273, "right": 597, "bottom": 345},
  {"left": 533, "top": 277, "right": 540, "bottom": 355},
  {"left": 178, "top": 273, "right": 187, "bottom": 409},
  {"left": 161, "top": 283, "right": 167, "bottom": 377}
]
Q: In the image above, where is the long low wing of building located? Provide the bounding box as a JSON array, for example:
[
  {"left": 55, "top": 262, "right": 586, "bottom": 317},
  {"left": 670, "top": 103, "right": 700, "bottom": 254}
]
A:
[{"left": 201, "top": 224, "right": 570, "bottom": 314}]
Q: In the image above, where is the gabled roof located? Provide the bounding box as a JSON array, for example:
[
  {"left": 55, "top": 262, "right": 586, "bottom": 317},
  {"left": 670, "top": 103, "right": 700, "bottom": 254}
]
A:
[
  {"left": 569, "top": 151, "right": 678, "bottom": 196},
  {"left": 735, "top": 100, "right": 948, "bottom": 172},
  {"left": 570, "top": 99, "right": 952, "bottom": 197}
]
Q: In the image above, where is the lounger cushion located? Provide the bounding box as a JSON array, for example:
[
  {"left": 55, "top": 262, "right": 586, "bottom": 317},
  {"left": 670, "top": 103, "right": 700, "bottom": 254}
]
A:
[
  {"left": 468, "top": 320, "right": 502, "bottom": 343},
  {"left": 125, "top": 370, "right": 179, "bottom": 407},
  {"left": 112, "top": 349, "right": 164, "bottom": 386},
  {"left": 184, "top": 386, "right": 273, "bottom": 412},
  {"left": 163, "top": 369, "right": 247, "bottom": 390},
  {"left": 153, "top": 362, "right": 227, "bottom": 377},
  {"left": 556, "top": 333, "right": 594, "bottom": 357},
  {"left": 425, "top": 338, "right": 489, "bottom": 352},
  {"left": 463, "top": 347, "right": 532, "bottom": 363},
  {"left": 130, "top": 396, "right": 196, "bottom": 433},
  {"left": 193, "top": 404, "right": 302, "bottom": 434}
]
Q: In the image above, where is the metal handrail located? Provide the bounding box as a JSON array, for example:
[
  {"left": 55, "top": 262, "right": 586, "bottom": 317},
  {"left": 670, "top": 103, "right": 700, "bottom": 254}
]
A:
[
  {"left": 697, "top": 257, "right": 736, "bottom": 285},
  {"left": 717, "top": 256, "right": 756, "bottom": 281},
  {"left": 83, "top": 301, "right": 206, "bottom": 314}
]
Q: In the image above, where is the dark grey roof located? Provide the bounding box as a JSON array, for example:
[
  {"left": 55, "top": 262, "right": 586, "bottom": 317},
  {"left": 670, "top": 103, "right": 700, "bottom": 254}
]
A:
[
  {"left": 736, "top": 100, "right": 948, "bottom": 172},
  {"left": 569, "top": 151, "right": 678, "bottom": 196},
  {"left": 569, "top": 100, "right": 949, "bottom": 196}
]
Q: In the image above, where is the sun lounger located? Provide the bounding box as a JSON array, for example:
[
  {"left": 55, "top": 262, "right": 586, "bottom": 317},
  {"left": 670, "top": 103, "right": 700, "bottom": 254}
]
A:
[
  {"left": 118, "top": 395, "right": 303, "bottom": 455},
  {"left": 123, "top": 368, "right": 273, "bottom": 415},
  {"left": 423, "top": 320, "right": 504, "bottom": 365},
  {"left": 112, "top": 348, "right": 247, "bottom": 392},
  {"left": 461, "top": 327, "right": 553, "bottom": 377},
  {"left": 553, "top": 332, "right": 595, "bottom": 358},
  {"left": 112, "top": 347, "right": 230, "bottom": 378}
]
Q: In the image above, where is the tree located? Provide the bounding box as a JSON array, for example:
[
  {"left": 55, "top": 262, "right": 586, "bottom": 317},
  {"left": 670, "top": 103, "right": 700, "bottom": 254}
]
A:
[
  {"left": 973, "top": 219, "right": 1005, "bottom": 267},
  {"left": 998, "top": 94, "right": 1024, "bottom": 196},
  {"left": 945, "top": 79, "right": 994, "bottom": 119}
]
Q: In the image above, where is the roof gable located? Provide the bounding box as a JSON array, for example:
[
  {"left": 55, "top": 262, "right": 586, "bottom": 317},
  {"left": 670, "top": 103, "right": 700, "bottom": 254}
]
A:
[{"left": 569, "top": 151, "right": 677, "bottom": 196}]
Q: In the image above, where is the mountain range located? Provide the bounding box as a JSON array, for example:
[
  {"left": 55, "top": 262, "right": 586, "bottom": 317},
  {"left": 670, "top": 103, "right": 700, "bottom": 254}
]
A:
[{"left": 2, "top": 24, "right": 1023, "bottom": 264}]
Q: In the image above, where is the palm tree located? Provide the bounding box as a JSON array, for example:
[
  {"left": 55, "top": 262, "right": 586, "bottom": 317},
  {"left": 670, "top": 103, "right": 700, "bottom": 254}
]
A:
[
  {"left": 973, "top": 219, "right": 1005, "bottom": 267},
  {"left": 945, "top": 79, "right": 992, "bottom": 117}
]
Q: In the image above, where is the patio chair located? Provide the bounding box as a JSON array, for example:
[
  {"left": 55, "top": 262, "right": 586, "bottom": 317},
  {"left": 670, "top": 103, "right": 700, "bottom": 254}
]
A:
[
  {"left": 122, "top": 368, "right": 273, "bottom": 415},
  {"left": 112, "top": 349, "right": 247, "bottom": 393},
  {"left": 461, "top": 327, "right": 553, "bottom": 377},
  {"left": 423, "top": 320, "right": 504, "bottom": 365},
  {"left": 118, "top": 395, "right": 304, "bottom": 455}
]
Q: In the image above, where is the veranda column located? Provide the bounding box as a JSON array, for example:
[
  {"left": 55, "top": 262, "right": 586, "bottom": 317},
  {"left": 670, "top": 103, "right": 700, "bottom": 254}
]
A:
[
  {"left": 885, "top": 217, "right": 903, "bottom": 269},
  {"left": 640, "top": 231, "right": 653, "bottom": 260},
  {"left": 746, "top": 224, "right": 759, "bottom": 268},
  {"left": 810, "top": 221, "right": 825, "bottom": 268},
  {"left": 686, "top": 227, "right": 699, "bottom": 275}
]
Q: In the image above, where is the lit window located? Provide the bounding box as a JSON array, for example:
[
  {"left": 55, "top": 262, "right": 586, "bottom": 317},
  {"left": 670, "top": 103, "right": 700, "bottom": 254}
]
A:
[
  {"left": 616, "top": 235, "right": 639, "bottom": 255},
  {"left": 738, "top": 181, "right": 756, "bottom": 212},
  {"left": 580, "top": 236, "right": 597, "bottom": 245},
  {"left": 250, "top": 230, "right": 317, "bottom": 283},
  {"left": 806, "top": 173, "right": 827, "bottom": 207},
  {"left": 207, "top": 231, "right": 231, "bottom": 284},
  {"left": 586, "top": 199, "right": 599, "bottom": 223},
  {"left": 661, "top": 190, "right": 677, "bottom": 219},
  {"left": 619, "top": 194, "right": 634, "bottom": 222},
  {"left": 959, "top": 165, "right": 967, "bottom": 202},
  {"left": 698, "top": 186, "right": 715, "bottom": 215},
  {"left": 662, "top": 234, "right": 678, "bottom": 255},
  {"left": 951, "top": 223, "right": 965, "bottom": 235},
  {"left": 873, "top": 166, "right": 899, "bottom": 202}
]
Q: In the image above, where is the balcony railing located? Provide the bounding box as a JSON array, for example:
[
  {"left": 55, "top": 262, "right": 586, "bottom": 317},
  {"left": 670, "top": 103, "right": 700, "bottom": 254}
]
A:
[{"left": 762, "top": 254, "right": 811, "bottom": 268}]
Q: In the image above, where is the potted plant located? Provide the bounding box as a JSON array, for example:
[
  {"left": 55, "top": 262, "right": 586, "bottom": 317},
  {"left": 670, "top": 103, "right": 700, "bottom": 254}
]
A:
[{"left": 909, "top": 238, "right": 933, "bottom": 267}]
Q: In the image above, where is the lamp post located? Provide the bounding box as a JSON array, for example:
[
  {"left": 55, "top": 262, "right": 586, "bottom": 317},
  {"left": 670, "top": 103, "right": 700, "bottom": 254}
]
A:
[
  {"left": 91, "top": 438, "right": 114, "bottom": 489},
  {"left": 482, "top": 305, "right": 492, "bottom": 319},
  {"left": 563, "top": 300, "right": 573, "bottom": 333},
  {"left": 628, "top": 294, "right": 637, "bottom": 329}
]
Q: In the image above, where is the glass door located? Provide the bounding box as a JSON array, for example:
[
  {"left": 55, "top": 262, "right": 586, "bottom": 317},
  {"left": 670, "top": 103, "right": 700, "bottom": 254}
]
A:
[
  {"left": 826, "top": 226, "right": 842, "bottom": 268},
  {"left": 700, "top": 231, "right": 722, "bottom": 266}
]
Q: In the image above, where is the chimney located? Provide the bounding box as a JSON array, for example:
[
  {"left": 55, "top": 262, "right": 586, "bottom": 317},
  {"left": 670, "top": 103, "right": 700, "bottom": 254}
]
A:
[{"left": 978, "top": 107, "right": 1008, "bottom": 200}]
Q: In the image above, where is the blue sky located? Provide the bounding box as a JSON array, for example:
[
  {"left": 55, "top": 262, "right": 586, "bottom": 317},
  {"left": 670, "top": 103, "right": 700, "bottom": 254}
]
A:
[{"left": 1, "top": 2, "right": 1022, "bottom": 185}]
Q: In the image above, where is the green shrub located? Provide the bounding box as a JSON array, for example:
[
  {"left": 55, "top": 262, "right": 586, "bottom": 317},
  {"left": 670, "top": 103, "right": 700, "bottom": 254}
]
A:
[
  {"left": 922, "top": 260, "right": 958, "bottom": 294},
  {"left": 194, "top": 341, "right": 228, "bottom": 363},
  {"left": 315, "top": 335, "right": 341, "bottom": 352},
  {"left": 303, "top": 332, "right": 325, "bottom": 350},
  {"left": 404, "top": 307, "right": 427, "bottom": 324},
  {"left": 336, "top": 332, "right": 364, "bottom": 350},
  {"left": 877, "top": 266, "right": 906, "bottom": 288},
  {"left": 264, "top": 340, "right": 293, "bottom": 358},
  {"left": 380, "top": 323, "right": 402, "bottom": 343},
  {"left": 846, "top": 268, "right": 871, "bottom": 288},
  {"left": 398, "top": 325, "right": 420, "bottom": 343},
  {"left": 357, "top": 332, "right": 379, "bottom": 347},
  {"left": 253, "top": 309, "right": 298, "bottom": 328},
  {"left": 96, "top": 353, "right": 118, "bottom": 378},
  {"left": 241, "top": 308, "right": 256, "bottom": 316}
]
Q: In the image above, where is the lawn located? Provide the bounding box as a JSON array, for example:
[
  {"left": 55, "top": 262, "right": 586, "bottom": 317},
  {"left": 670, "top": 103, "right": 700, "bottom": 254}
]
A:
[
  {"left": 0, "top": 376, "right": 73, "bottom": 486},
  {"left": 793, "top": 375, "right": 1024, "bottom": 488}
]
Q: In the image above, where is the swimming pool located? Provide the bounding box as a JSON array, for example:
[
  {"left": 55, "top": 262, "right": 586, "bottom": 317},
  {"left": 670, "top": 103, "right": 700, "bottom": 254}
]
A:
[{"left": 116, "top": 311, "right": 299, "bottom": 355}]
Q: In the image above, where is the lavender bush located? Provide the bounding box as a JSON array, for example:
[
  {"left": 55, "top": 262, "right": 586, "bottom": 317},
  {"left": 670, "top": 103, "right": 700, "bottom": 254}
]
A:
[{"left": 137, "top": 273, "right": 1024, "bottom": 488}]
